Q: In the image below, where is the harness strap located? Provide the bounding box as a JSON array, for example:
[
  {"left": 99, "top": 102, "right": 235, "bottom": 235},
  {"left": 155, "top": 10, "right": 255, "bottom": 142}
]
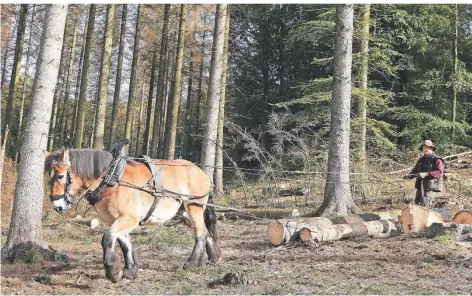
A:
[
  {"left": 139, "top": 155, "right": 163, "bottom": 192},
  {"left": 85, "top": 157, "right": 124, "bottom": 205},
  {"left": 137, "top": 155, "right": 164, "bottom": 226}
]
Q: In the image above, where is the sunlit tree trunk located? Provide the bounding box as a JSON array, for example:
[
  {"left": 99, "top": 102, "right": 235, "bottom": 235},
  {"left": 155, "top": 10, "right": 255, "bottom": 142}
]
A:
[
  {"left": 316, "top": 4, "right": 357, "bottom": 216},
  {"left": 93, "top": 4, "right": 115, "bottom": 149},
  {"left": 1, "top": 4, "right": 68, "bottom": 262},
  {"left": 15, "top": 5, "right": 36, "bottom": 163},
  {"left": 73, "top": 4, "right": 96, "bottom": 148},
  {"left": 150, "top": 4, "right": 170, "bottom": 158},
  {"left": 124, "top": 4, "right": 141, "bottom": 152},
  {"left": 200, "top": 4, "right": 227, "bottom": 178},
  {"left": 58, "top": 7, "right": 80, "bottom": 148},
  {"left": 109, "top": 4, "right": 127, "bottom": 145},
  {"left": 165, "top": 4, "right": 187, "bottom": 160},
  {"left": 3, "top": 5, "right": 28, "bottom": 150},
  {"left": 215, "top": 5, "right": 230, "bottom": 193}
]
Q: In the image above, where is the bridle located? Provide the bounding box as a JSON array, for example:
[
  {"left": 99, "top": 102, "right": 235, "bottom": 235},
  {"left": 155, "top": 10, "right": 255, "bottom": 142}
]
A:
[{"left": 49, "top": 161, "right": 76, "bottom": 205}]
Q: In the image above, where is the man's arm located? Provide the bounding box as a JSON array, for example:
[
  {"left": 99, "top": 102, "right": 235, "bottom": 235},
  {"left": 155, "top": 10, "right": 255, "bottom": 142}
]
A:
[{"left": 427, "top": 159, "right": 444, "bottom": 178}]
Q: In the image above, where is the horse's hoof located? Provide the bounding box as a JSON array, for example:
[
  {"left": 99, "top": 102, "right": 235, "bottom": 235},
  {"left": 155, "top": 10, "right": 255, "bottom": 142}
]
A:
[
  {"left": 123, "top": 266, "right": 138, "bottom": 279},
  {"left": 183, "top": 261, "right": 197, "bottom": 270},
  {"left": 106, "top": 267, "right": 123, "bottom": 283}
]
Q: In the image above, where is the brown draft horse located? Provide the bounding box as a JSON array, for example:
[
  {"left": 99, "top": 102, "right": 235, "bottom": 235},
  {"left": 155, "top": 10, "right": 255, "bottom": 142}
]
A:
[{"left": 45, "top": 148, "right": 221, "bottom": 282}]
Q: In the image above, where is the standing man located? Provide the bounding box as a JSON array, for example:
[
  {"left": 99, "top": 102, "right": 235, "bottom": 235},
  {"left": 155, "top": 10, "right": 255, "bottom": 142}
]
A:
[{"left": 404, "top": 140, "right": 445, "bottom": 207}]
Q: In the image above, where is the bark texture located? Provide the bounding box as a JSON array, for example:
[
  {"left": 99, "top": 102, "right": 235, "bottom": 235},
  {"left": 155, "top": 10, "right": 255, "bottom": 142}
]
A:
[
  {"left": 317, "top": 4, "right": 356, "bottom": 216},
  {"left": 93, "top": 4, "right": 115, "bottom": 149},
  {"left": 200, "top": 4, "right": 227, "bottom": 178},
  {"left": 2, "top": 4, "right": 68, "bottom": 262}
]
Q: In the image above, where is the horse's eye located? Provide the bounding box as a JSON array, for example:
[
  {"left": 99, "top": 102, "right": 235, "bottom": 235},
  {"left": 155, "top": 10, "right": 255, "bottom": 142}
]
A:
[{"left": 57, "top": 175, "right": 65, "bottom": 180}]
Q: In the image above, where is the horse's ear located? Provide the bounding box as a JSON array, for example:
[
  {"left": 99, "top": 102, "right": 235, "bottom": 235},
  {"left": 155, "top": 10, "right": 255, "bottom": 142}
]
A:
[{"left": 63, "top": 148, "right": 70, "bottom": 162}]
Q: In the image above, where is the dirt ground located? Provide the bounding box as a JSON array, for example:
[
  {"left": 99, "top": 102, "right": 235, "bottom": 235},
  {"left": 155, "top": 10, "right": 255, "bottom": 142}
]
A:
[{"left": 2, "top": 212, "right": 472, "bottom": 295}]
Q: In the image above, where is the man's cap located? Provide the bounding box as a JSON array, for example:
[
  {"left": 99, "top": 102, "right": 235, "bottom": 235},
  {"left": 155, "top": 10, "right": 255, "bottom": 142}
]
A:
[{"left": 419, "top": 140, "right": 436, "bottom": 151}]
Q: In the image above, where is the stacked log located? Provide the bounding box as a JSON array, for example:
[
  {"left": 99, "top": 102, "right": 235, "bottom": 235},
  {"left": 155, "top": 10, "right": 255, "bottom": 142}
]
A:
[
  {"left": 398, "top": 204, "right": 447, "bottom": 233},
  {"left": 266, "top": 214, "right": 400, "bottom": 246}
]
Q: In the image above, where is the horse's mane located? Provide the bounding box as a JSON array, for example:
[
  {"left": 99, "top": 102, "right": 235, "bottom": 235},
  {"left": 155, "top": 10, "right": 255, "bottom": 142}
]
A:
[{"left": 46, "top": 149, "right": 113, "bottom": 179}]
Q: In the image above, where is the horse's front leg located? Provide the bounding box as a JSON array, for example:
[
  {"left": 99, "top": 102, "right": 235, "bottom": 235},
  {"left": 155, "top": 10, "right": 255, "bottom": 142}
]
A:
[
  {"left": 101, "top": 231, "right": 123, "bottom": 283},
  {"left": 102, "top": 215, "right": 139, "bottom": 282},
  {"left": 117, "top": 233, "right": 138, "bottom": 279}
]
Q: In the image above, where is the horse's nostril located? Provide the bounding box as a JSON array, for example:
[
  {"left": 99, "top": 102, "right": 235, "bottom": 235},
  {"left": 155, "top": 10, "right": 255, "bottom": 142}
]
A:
[{"left": 56, "top": 207, "right": 63, "bottom": 213}]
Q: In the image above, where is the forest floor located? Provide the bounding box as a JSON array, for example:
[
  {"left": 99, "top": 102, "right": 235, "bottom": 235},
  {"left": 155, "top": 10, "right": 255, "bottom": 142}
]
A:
[{"left": 1, "top": 155, "right": 472, "bottom": 295}]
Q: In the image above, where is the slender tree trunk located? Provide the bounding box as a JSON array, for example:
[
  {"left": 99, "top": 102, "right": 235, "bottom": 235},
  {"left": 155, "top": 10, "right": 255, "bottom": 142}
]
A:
[
  {"left": 73, "top": 4, "right": 96, "bottom": 148},
  {"left": 136, "top": 72, "right": 146, "bottom": 156},
  {"left": 15, "top": 6, "right": 36, "bottom": 163},
  {"left": 3, "top": 5, "right": 28, "bottom": 149},
  {"left": 452, "top": 4, "right": 458, "bottom": 139},
  {"left": 191, "top": 18, "right": 207, "bottom": 163},
  {"left": 158, "top": 40, "right": 173, "bottom": 159},
  {"left": 200, "top": 4, "right": 227, "bottom": 178},
  {"left": 124, "top": 4, "right": 141, "bottom": 152},
  {"left": 109, "top": 4, "right": 127, "bottom": 145},
  {"left": 93, "top": 4, "right": 115, "bottom": 149},
  {"left": 355, "top": 4, "right": 369, "bottom": 173},
  {"left": 47, "top": 40, "right": 66, "bottom": 152},
  {"left": 316, "top": 4, "right": 356, "bottom": 217},
  {"left": 70, "top": 25, "right": 86, "bottom": 141},
  {"left": 58, "top": 7, "right": 80, "bottom": 148},
  {"left": 183, "top": 55, "right": 194, "bottom": 160},
  {"left": 1, "top": 4, "right": 68, "bottom": 262},
  {"left": 215, "top": 5, "right": 230, "bottom": 193},
  {"left": 1, "top": 21, "right": 15, "bottom": 88},
  {"left": 165, "top": 4, "right": 187, "bottom": 160},
  {"left": 150, "top": 4, "right": 170, "bottom": 158},
  {"left": 163, "top": 62, "right": 176, "bottom": 159},
  {"left": 143, "top": 46, "right": 158, "bottom": 155}
]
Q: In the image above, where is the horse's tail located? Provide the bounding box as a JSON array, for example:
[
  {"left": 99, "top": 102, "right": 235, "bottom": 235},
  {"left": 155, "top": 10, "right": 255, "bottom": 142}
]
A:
[{"left": 204, "top": 191, "right": 218, "bottom": 241}]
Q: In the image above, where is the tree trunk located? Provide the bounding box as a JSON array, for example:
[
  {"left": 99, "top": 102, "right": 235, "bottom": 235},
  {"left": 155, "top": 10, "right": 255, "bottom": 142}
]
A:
[
  {"left": 316, "top": 4, "right": 356, "bottom": 216},
  {"left": 93, "top": 4, "right": 115, "bottom": 149},
  {"left": 1, "top": 20, "right": 15, "bottom": 88},
  {"left": 451, "top": 4, "right": 458, "bottom": 139},
  {"left": 3, "top": 4, "right": 28, "bottom": 150},
  {"left": 1, "top": 4, "right": 68, "bottom": 262},
  {"left": 58, "top": 7, "right": 80, "bottom": 149},
  {"left": 215, "top": 5, "right": 230, "bottom": 193},
  {"left": 0, "top": 126, "right": 9, "bottom": 197},
  {"left": 47, "top": 39, "right": 66, "bottom": 152},
  {"left": 70, "top": 26, "right": 86, "bottom": 141},
  {"left": 200, "top": 4, "right": 227, "bottom": 178},
  {"left": 150, "top": 4, "right": 170, "bottom": 158},
  {"left": 124, "top": 4, "right": 141, "bottom": 152},
  {"left": 143, "top": 46, "right": 158, "bottom": 156},
  {"left": 182, "top": 54, "right": 194, "bottom": 160},
  {"left": 135, "top": 73, "right": 146, "bottom": 156},
  {"left": 109, "top": 4, "right": 127, "bottom": 146},
  {"left": 73, "top": 4, "right": 96, "bottom": 148},
  {"left": 191, "top": 17, "right": 207, "bottom": 163},
  {"left": 162, "top": 32, "right": 177, "bottom": 159},
  {"left": 165, "top": 4, "right": 187, "bottom": 160},
  {"left": 15, "top": 5, "right": 36, "bottom": 163},
  {"left": 355, "top": 4, "right": 369, "bottom": 173}
]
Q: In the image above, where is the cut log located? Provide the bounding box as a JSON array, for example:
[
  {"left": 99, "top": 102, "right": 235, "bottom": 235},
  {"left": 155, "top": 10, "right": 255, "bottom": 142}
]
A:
[
  {"left": 399, "top": 204, "right": 447, "bottom": 233},
  {"left": 299, "top": 220, "right": 400, "bottom": 243},
  {"left": 267, "top": 217, "right": 333, "bottom": 246},
  {"left": 451, "top": 211, "right": 472, "bottom": 224},
  {"left": 266, "top": 213, "right": 392, "bottom": 246}
]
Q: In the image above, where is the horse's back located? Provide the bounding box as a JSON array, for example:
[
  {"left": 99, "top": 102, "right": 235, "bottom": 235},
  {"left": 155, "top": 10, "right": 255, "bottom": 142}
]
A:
[
  {"left": 152, "top": 159, "right": 211, "bottom": 197},
  {"left": 452, "top": 211, "right": 472, "bottom": 224}
]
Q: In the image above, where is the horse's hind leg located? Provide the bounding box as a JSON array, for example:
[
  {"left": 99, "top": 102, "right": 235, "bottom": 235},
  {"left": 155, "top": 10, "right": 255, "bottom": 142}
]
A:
[
  {"left": 101, "top": 231, "right": 123, "bottom": 283},
  {"left": 183, "top": 202, "right": 208, "bottom": 270},
  {"left": 204, "top": 193, "right": 221, "bottom": 264},
  {"left": 117, "top": 233, "right": 138, "bottom": 279}
]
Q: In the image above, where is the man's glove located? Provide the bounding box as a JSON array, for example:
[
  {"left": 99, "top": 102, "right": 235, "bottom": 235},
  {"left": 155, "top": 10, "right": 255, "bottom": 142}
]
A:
[
  {"left": 403, "top": 174, "right": 415, "bottom": 180},
  {"left": 418, "top": 172, "right": 429, "bottom": 179}
]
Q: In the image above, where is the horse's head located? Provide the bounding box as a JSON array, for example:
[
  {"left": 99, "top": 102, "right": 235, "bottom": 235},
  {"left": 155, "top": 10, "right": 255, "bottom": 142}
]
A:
[{"left": 45, "top": 148, "right": 82, "bottom": 213}]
